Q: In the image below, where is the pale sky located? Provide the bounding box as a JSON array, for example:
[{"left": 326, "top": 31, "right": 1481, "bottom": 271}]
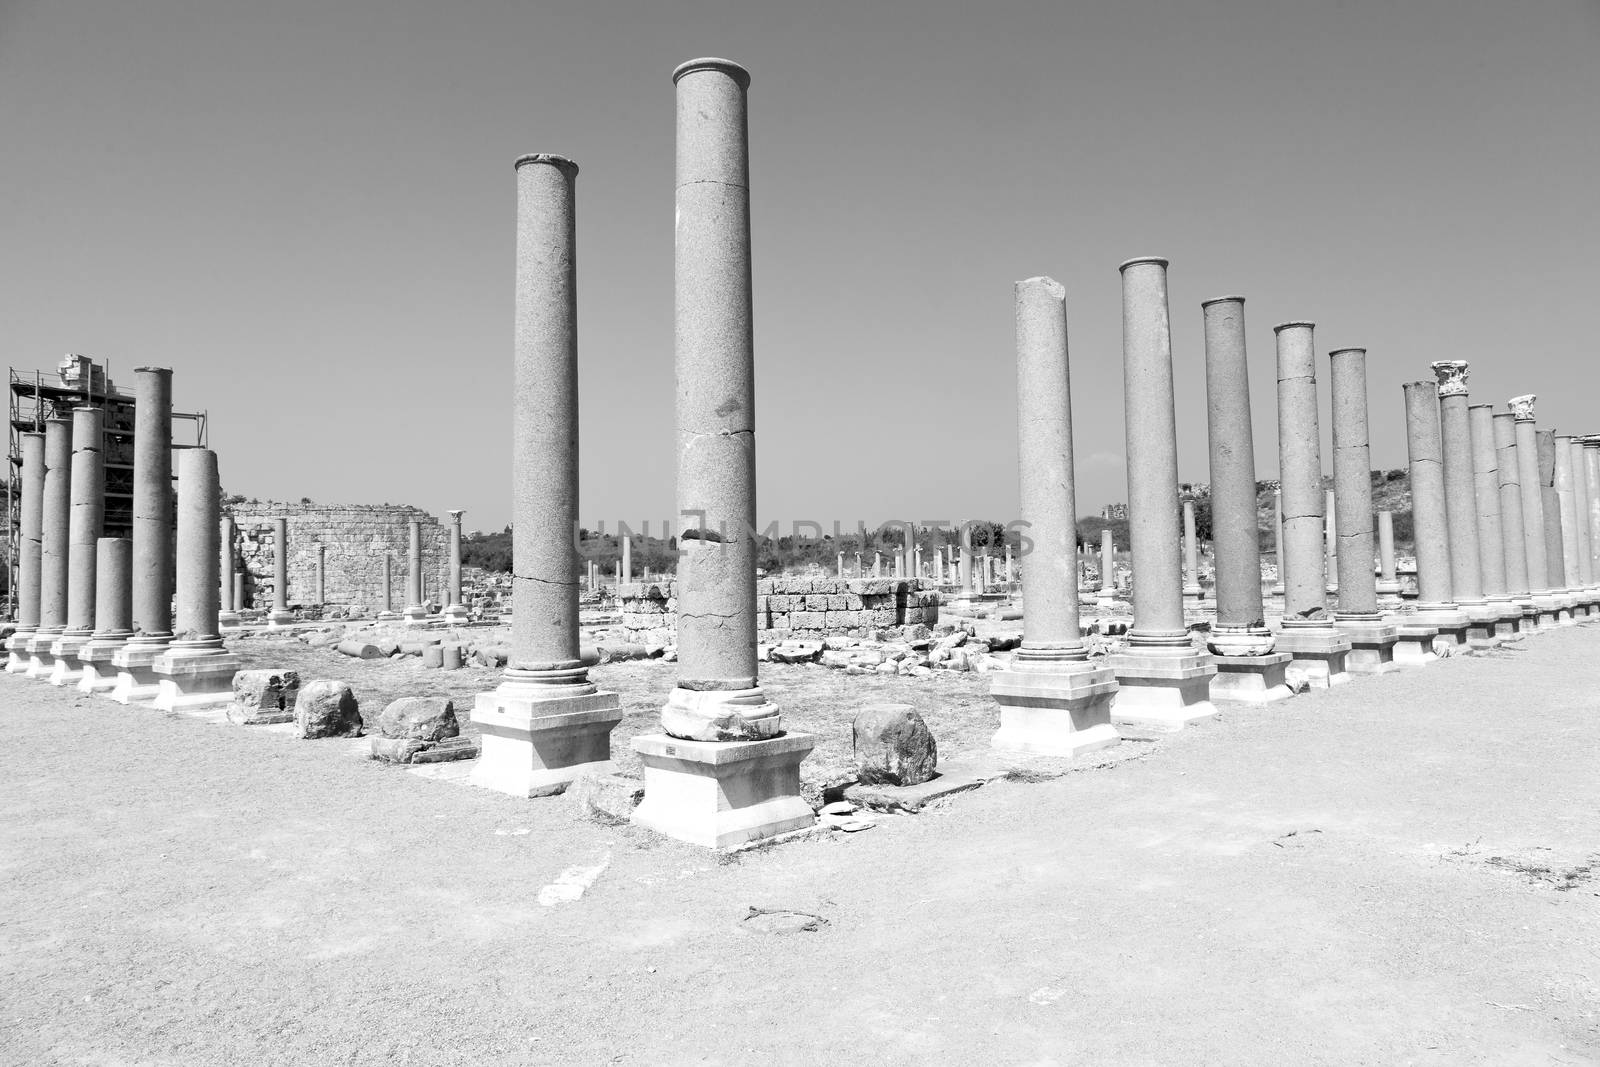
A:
[{"left": 3, "top": 0, "right": 1597, "bottom": 534}]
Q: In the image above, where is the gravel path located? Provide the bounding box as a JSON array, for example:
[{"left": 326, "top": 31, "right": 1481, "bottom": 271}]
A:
[{"left": 2, "top": 627, "right": 1597, "bottom": 1064}]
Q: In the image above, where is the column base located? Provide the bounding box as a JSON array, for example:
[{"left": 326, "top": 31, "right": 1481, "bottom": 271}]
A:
[
  {"left": 267, "top": 611, "right": 296, "bottom": 628},
  {"left": 1209, "top": 652, "right": 1295, "bottom": 703},
  {"left": 76, "top": 634, "right": 130, "bottom": 693},
  {"left": 660, "top": 686, "right": 782, "bottom": 742},
  {"left": 1274, "top": 624, "right": 1352, "bottom": 687},
  {"left": 5, "top": 631, "right": 37, "bottom": 674},
  {"left": 218, "top": 611, "right": 242, "bottom": 629},
  {"left": 988, "top": 661, "right": 1121, "bottom": 757},
  {"left": 47, "top": 633, "right": 92, "bottom": 686},
  {"left": 630, "top": 732, "right": 816, "bottom": 849},
  {"left": 375, "top": 611, "right": 402, "bottom": 623},
  {"left": 470, "top": 681, "right": 624, "bottom": 797},
  {"left": 1394, "top": 619, "right": 1439, "bottom": 665},
  {"left": 1458, "top": 601, "right": 1502, "bottom": 649},
  {"left": 1415, "top": 605, "right": 1471, "bottom": 650},
  {"left": 1107, "top": 647, "right": 1218, "bottom": 731},
  {"left": 153, "top": 647, "right": 243, "bottom": 712},
  {"left": 1334, "top": 617, "right": 1401, "bottom": 675},
  {"left": 25, "top": 630, "right": 65, "bottom": 679},
  {"left": 109, "top": 639, "right": 172, "bottom": 704},
  {"left": 442, "top": 605, "right": 471, "bottom": 625}
]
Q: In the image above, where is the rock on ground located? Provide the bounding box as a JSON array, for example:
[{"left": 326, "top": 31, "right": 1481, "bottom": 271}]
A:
[
  {"left": 852, "top": 703, "right": 937, "bottom": 786},
  {"left": 294, "top": 680, "right": 363, "bottom": 739}
]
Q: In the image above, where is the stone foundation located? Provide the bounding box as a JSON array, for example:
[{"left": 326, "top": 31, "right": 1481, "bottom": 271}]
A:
[{"left": 618, "top": 578, "right": 939, "bottom": 644}]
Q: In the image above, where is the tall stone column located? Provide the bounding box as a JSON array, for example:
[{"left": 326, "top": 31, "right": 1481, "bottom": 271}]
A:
[
  {"left": 1537, "top": 429, "right": 1576, "bottom": 624},
  {"left": 267, "top": 517, "right": 294, "bottom": 627},
  {"left": 990, "top": 276, "right": 1120, "bottom": 755},
  {"left": 1096, "top": 528, "right": 1116, "bottom": 609},
  {"left": 1397, "top": 380, "right": 1469, "bottom": 661},
  {"left": 110, "top": 368, "right": 174, "bottom": 702},
  {"left": 5, "top": 432, "right": 45, "bottom": 673},
  {"left": 1509, "top": 396, "right": 1559, "bottom": 627},
  {"left": 27, "top": 418, "right": 74, "bottom": 678},
  {"left": 1569, "top": 437, "right": 1596, "bottom": 604},
  {"left": 1270, "top": 488, "right": 1286, "bottom": 598},
  {"left": 443, "top": 509, "right": 469, "bottom": 624},
  {"left": 1200, "top": 295, "right": 1289, "bottom": 701},
  {"left": 631, "top": 59, "right": 812, "bottom": 848},
  {"left": 1468, "top": 404, "right": 1519, "bottom": 638},
  {"left": 1584, "top": 438, "right": 1600, "bottom": 589},
  {"left": 1329, "top": 348, "right": 1398, "bottom": 672},
  {"left": 1272, "top": 322, "right": 1349, "bottom": 685},
  {"left": 1431, "top": 362, "right": 1496, "bottom": 647},
  {"left": 218, "top": 516, "right": 240, "bottom": 627},
  {"left": 622, "top": 533, "right": 633, "bottom": 585},
  {"left": 1375, "top": 511, "right": 1402, "bottom": 606},
  {"left": 402, "top": 520, "right": 426, "bottom": 623},
  {"left": 154, "top": 448, "right": 239, "bottom": 711},
  {"left": 1107, "top": 257, "right": 1216, "bottom": 727},
  {"left": 49, "top": 408, "right": 106, "bottom": 685},
  {"left": 956, "top": 523, "right": 976, "bottom": 606},
  {"left": 314, "top": 543, "right": 327, "bottom": 606},
  {"left": 381, "top": 554, "right": 394, "bottom": 615},
  {"left": 1181, "top": 500, "right": 1203, "bottom": 605},
  {"left": 470, "top": 151, "right": 622, "bottom": 802},
  {"left": 1494, "top": 411, "right": 1537, "bottom": 629},
  {"left": 77, "top": 537, "right": 133, "bottom": 693},
  {"left": 1555, "top": 437, "right": 1592, "bottom": 618}
]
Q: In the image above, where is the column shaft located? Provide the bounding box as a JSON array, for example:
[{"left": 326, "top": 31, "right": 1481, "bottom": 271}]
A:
[
  {"left": 38, "top": 418, "right": 72, "bottom": 632},
  {"left": 1329, "top": 348, "right": 1378, "bottom": 615},
  {"left": 1555, "top": 437, "right": 1584, "bottom": 586},
  {"left": 219, "top": 517, "right": 235, "bottom": 612},
  {"left": 1378, "top": 512, "right": 1397, "bottom": 583},
  {"left": 408, "top": 520, "right": 423, "bottom": 609},
  {"left": 16, "top": 433, "right": 44, "bottom": 630},
  {"left": 65, "top": 408, "right": 105, "bottom": 634},
  {"left": 93, "top": 538, "right": 133, "bottom": 635},
  {"left": 1494, "top": 412, "right": 1532, "bottom": 596},
  {"left": 1511, "top": 400, "right": 1548, "bottom": 592},
  {"left": 174, "top": 448, "right": 222, "bottom": 644},
  {"left": 1433, "top": 365, "right": 1483, "bottom": 602},
  {"left": 273, "top": 518, "right": 289, "bottom": 612},
  {"left": 1467, "top": 406, "right": 1507, "bottom": 595},
  {"left": 1536, "top": 430, "right": 1566, "bottom": 589},
  {"left": 1275, "top": 322, "right": 1326, "bottom": 617},
  {"left": 132, "top": 368, "right": 173, "bottom": 640},
  {"left": 1201, "top": 296, "right": 1265, "bottom": 630},
  {"left": 1402, "top": 381, "right": 1455, "bottom": 606},
  {"left": 1570, "top": 438, "right": 1593, "bottom": 587}
]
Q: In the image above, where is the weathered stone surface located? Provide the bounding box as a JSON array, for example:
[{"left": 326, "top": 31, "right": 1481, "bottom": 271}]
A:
[
  {"left": 336, "top": 640, "right": 383, "bottom": 659},
  {"left": 440, "top": 644, "right": 463, "bottom": 670},
  {"left": 229, "top": 669, "right": 299, "bottom": 725},
  {"left": 852, "top": 704, "right": 937, "bottom": 786},
  {"left": 770, "top": 640, "right": 822, "bottom": 664},
  {"left": 370, "top": 737, "right": 426, "bottom": 763},
  {"left": 568, "top": 771, "right": 644, "bottom": 825},
  {"left": 295, "top": 680, "right": 362, "bottom": 739},
  {"left": 421, "top": 645, "right": 444, "bottom": 669},
  {"left": 376, "top": 696, "right": 459, "bottom": 742}
]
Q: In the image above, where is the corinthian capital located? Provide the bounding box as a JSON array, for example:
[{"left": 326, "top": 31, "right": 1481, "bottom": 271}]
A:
[
  {"left": 1430, "top": 360, "right": 1469, "bottom": 397},
  {"left": 1509, "top": 394, "right": 1537, "bottom": 422}
]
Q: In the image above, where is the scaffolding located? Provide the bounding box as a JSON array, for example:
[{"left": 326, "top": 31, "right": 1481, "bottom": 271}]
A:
[{"left": 5, "top": 355, "right": 208, "bottom": 619}]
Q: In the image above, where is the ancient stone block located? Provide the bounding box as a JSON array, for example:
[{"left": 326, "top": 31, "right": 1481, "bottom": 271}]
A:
[
  {"left": 229, "top": 669, "right": 300, "bottom": 725},
  {"left": 295, "top": 680, "right": 362, "bottom": 739},
  {"left": 377, "top": 696, "right": 459, "bottom": 742},
  {"left": 853, "top": 704, "right": 937, "bottom": 786}
]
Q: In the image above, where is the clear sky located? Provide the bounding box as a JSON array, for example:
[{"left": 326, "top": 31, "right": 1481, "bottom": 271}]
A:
[{"left": 3, "top": 0, "right": 1596, "bottom": 535}]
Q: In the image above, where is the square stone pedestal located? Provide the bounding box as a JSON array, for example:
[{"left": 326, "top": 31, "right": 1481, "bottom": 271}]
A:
[
  {"left": 267, "top": 611, "right": 295, "bottom": 628},
  {"left": 1419, "top": 608, "right": 1472, "bottom": 650},
  {"left": 109, "top": 640, "right": 171, "bottom": 704},
  {"left": 76, "top": 638, "right": 129, "bottom": 693},
  {"left": 218, "top": 611, "right": 242, "bottom": 629},
  {"left": 1460, "top": 602, "right": 1502, "bottom": 650},
  {"left": 989, "top": 664, "right": 1120, "bottom": 757},
  {"left": 442, "top": 605, "right": 471, "bottom": 626},
  {"left": 630, "top": 732, "right": 816, "bottom": 849},
  {"left": 1334, "top": 618, "right": 1400, "bottom": 675},
  {"left": 153, "top": 649, "right": 243, "bottom": 712},
  {"left": 471, "top": 690, "right": 624, "bottom": 797},
  {"left": 5, "top": 632, "right": 36, "bottom": 674},
  {"left": 1485, "top": 599, "right": 1524, "bottom": 641},
  {"left": 47, "top": 634, "right": 92, "bottom": 686},
  {"left": 1107, "top": 650, "right": 1218, "bottom": 731},
  {"left": 1274, "top": 626, "right": 1352, "bottom": 687},
  {"left": 25, "top": 632, "right": 65, "bottom": 679},
  {"left": 1393, "top": 620, "right": 1440, "bottom": 665},
  {"left": 1209, "top": 653, "right": 1294, "bottom": 703}
]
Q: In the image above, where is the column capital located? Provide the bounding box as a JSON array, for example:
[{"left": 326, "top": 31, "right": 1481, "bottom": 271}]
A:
[
  {"left": 513, "top": 153, "right": 578, "bottom": 177},
  {"left": 672, "top": 57, "right": 750, "bottom": 89},
  {"left": 1509, "top": 394, "right": 1537, "bottom": 421},
  {"left": 1430, "top": 360, "right": 1469, "bottom": 397},
  {"left": 448, "top": 509, "right": 464, "bottom": 524}
]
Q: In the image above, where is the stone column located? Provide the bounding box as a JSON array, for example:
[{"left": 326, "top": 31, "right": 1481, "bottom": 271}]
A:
[
  {"left": 990, "top": 276, "right": 1119, "bottom": 756},
  {"left": 110, "top": 368, "right": 174, "bottom": 702},
  {"left": 1375, "top": 511, "right": 1402, "bottom": 606},
  {"left": 1494, "top": 411, "right": 1537, "bottom": 628},
  {"left": 1585, "top": 438, "right": 1600, "bottom": 590},
  {"left": 232, "top": 573, "right": 245, "bottom": 615},
  {"left": 1468, "top": 404, "right": 1519, "bottom": 637},
  {"left": 5, "top": 432, "right": 45, "bottom": 672},
  {"left": 623, "top": 534, "right": 633, "bottom": 585},
  {"left": 154, "top": 448, "right": 239, "bottom": 710},
  {"left": 1556, "top": 436, "right": 1591, "bottom": 618},
  {"left": 1324, "top": 489, "right": 1338, "bottom": 593},
  {"left": 402, "top": 520, "right": 426, "bottom": 622},
  {"left": 1537, "top": 429, "right": 1575, "bottom": 623},
  {"left": 27, "top": 418, "right": 73, "bottom": 678},
  {"left": 49, "top": 408, "right": 106, "bottom": 685},
  {"left": 1272, "top": 322, "right": 1349, "bottom": 685},
  {"left": 314, "top": 543, "right": 327, "bottom": 606},
  {"left": 873, "top": 552, "right": 881, "bottom": 578},
  {"left": 218, "top": 516, "right": 240, "bottom": 627},
  {"left": 380, "top": 554, "right": 395, "bottom": 616},
  {"left": 957, "top": 524, "right": 975, "bottom": 605},
  {"left": 1328, "top": 348, "right": 1398, "bottom": 672},
  {"left": 1181, "top": 500, "right": 1202, "bottom": 604},
  {"left": 631, "top": 60, "right": 811, "bottom": 848},
  {"left": 1004, "top": 543, "right": 1013, "bottom": 588},
  {"left": 1431, "top": 361, "right": 1497, "bottom": 647},
  {"left": 1107, "top": 257, "right": 1215, "bottom": 727},
  {"left": 1199, "top": 295, "right": 1289, "bottom": 701},
  {"left": 77, "top": 537, "right": 133, "bottom": 693},
  {"left": 443, "top": 509, "right": 469, "bottom": 624},
  {"left": 267, "top": 517, "right": 294, "bottom": 627},
  {"left": 1397, "top": 380, "right": 1469, "bottom": 661},
  {"left": 1568, "top": 437, "right": 1595, "bottom": 606},
  {"left": 470, "top": 150, "right": 622, "bottom": 802},
  {"left": 1096, "top": 529, "right": 1116, "bottom": 608},
  {"left": 1510, "top": 396, "right": 1559, "bottom": 626},
  {"left": 836, "top": 552, "right": 844, "bottom": 578}
]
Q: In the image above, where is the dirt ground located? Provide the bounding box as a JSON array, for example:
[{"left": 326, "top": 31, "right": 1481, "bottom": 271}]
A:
[{"left": 2, "top": 624, "right": 1598, "bottom": 1065}]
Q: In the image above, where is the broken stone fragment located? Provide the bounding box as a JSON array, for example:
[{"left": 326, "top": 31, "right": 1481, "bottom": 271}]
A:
[
  {"left": 228, "top": 669, "right": 300, "bottom": 725},
  {"left": 568, "top": 771, "right": 644, "bottom": 825},
  {"left": 336, "top": 640, "right": 383, "bottom": 659},
  {"left": 295, "top": 680, "right": 363, "bottom": 739},
  {"left": 853, "top": 704, "right": 937, "bottom": 786},
  {"left": 376, "top": 696, "right": 459, "bottom": 742}
]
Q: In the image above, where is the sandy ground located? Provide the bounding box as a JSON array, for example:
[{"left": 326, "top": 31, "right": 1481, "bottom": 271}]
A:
[{"left": 2, "top": 625, "right": 1598, "bottom": 1065}]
